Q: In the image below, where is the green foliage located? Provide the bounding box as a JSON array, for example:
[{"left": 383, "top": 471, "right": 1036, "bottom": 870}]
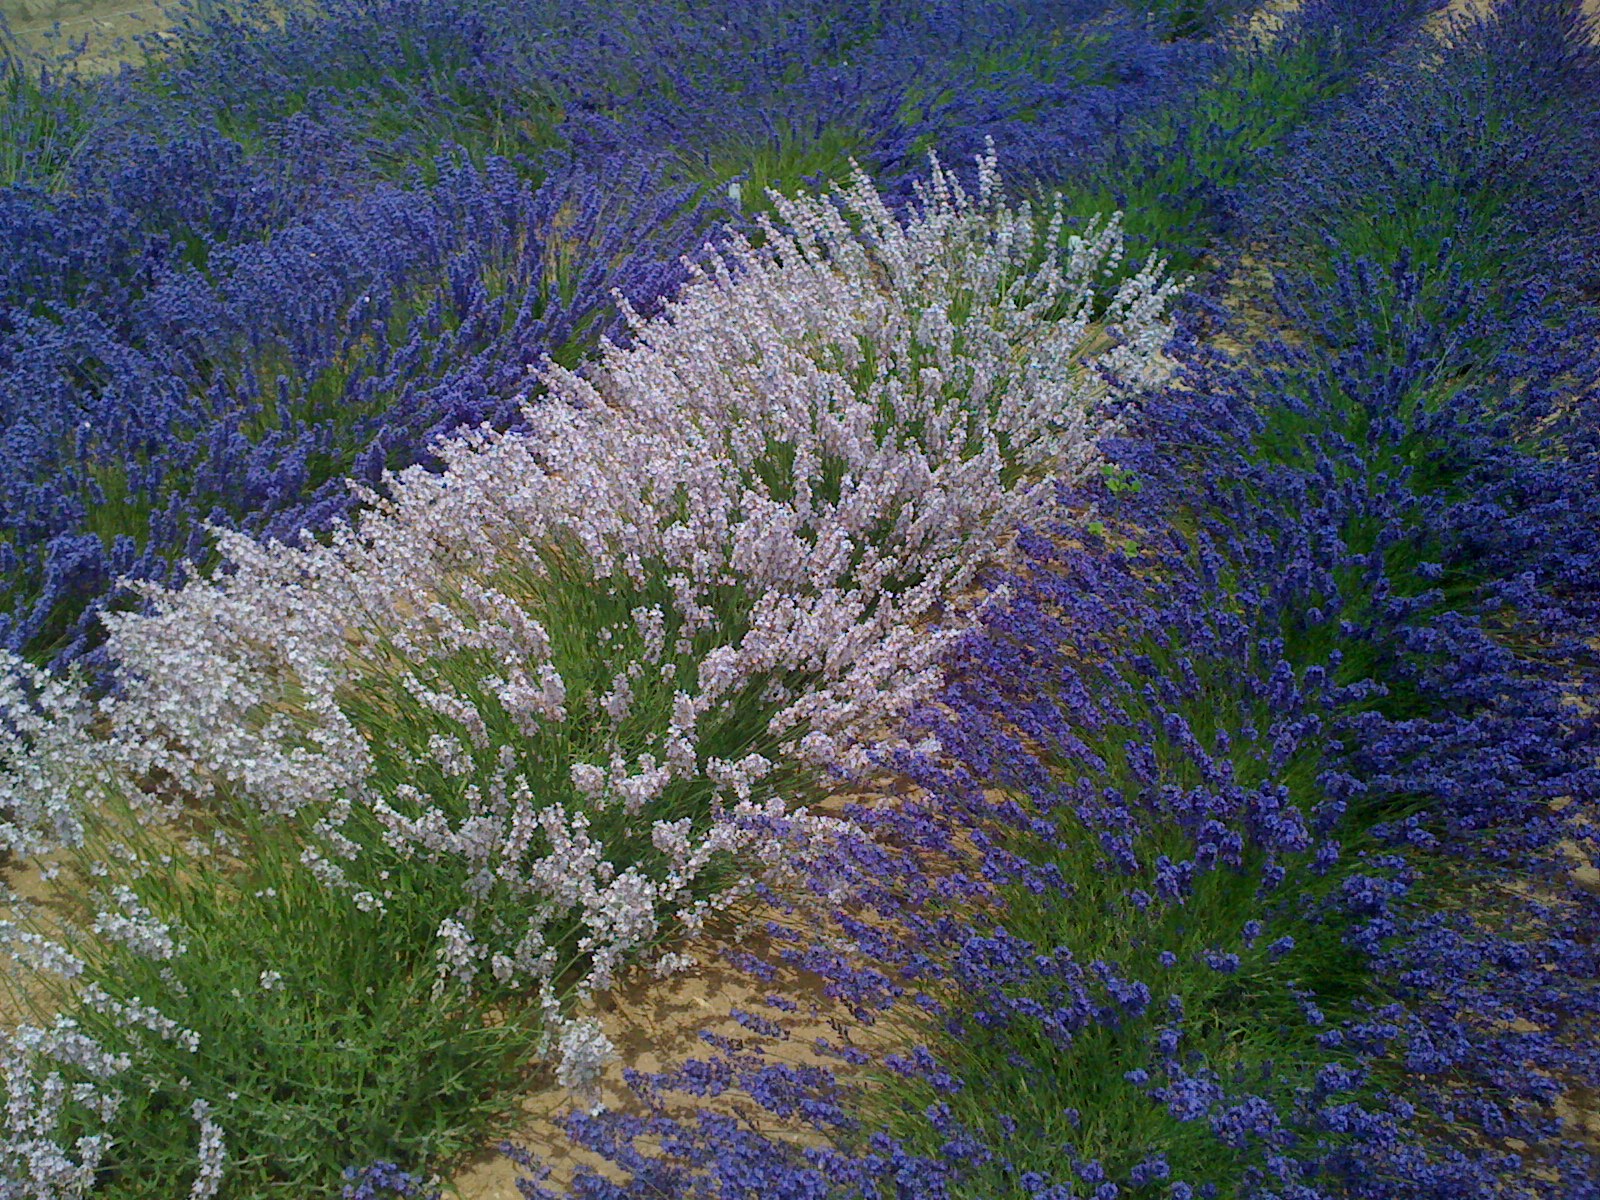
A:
[{"left": 22, "top": 789, "right": 547, "bottom": 1199}]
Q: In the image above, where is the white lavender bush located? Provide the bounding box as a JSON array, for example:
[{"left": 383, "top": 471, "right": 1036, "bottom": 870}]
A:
[{"left": 0, "top": 146, "right": 1180, "bottom": 1197}]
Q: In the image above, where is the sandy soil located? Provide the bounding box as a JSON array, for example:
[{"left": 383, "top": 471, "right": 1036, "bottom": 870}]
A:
[{"left": 440, "top": 910, "right": 909, "bottom": 1198}]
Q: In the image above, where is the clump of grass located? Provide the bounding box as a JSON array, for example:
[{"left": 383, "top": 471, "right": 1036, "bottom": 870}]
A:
[{"left": 681, "top": 121, "right": 874, "bottom": 219}]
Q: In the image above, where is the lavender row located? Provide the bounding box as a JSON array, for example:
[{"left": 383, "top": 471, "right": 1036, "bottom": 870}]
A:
[
  {"left": 479, "top": 3, "right": 1600, "bottom": 1197},
  {"left": 1, "top": 0, "right": 1230, "bottom": 678}
]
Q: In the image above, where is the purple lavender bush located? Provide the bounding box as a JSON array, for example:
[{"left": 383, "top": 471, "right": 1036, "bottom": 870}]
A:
[
  {"left": 1024, "top": 0, "right": 1451, "bottom": 282},
  {"left": 0, "top": 150, "right": 725, "bottom": 674}
]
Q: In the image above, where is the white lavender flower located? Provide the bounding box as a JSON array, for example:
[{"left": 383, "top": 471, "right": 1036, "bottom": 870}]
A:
[
  {"left": 0, "top": 652, "right": 112, "bottom": 864},
  {"left": 554, "top": 1017, "right": 616, "bottom": 1115},
  {"left": 188, "top": 1098, "right": 227, "bottom": 1200},
  {"left": 0, "top": 1018, "right": 129, "bottom": 1200},
  {"left": 88, "top": 887, "right": 187, "bottom": 962}
]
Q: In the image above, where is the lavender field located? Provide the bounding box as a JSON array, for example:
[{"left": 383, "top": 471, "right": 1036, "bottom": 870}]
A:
[{"left": 1, "top": 1, "right": 1598, "bottom": 1197}]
